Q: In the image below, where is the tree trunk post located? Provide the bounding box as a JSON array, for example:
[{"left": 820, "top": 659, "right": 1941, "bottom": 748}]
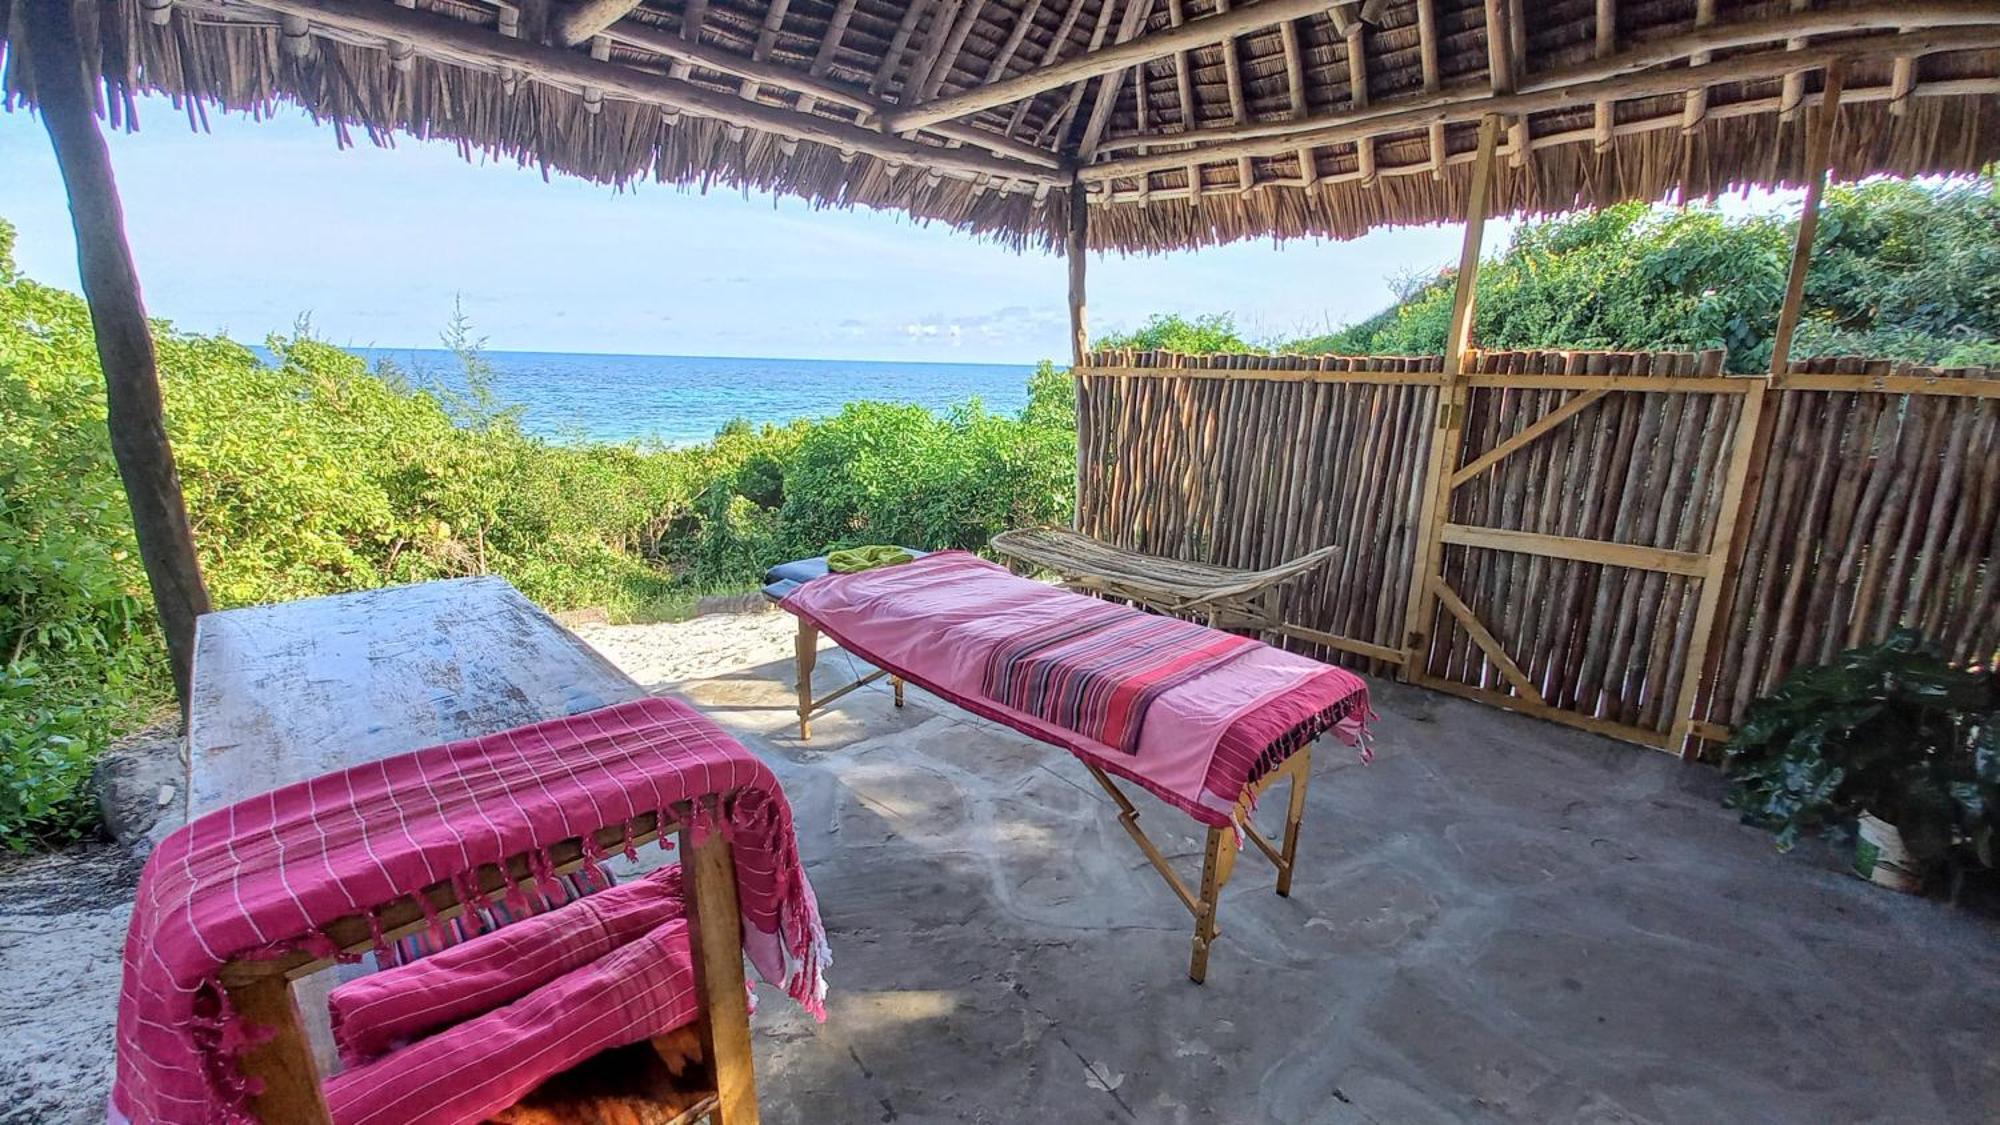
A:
[
  {"left": 1065, "top": 178, "right": 1089, "bottom": 368},
  {"left": 24, "top": 0, "right": 212, "bottom": 708}
]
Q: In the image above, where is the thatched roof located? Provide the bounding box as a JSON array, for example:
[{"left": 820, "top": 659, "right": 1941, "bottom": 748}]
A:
[{"left": 4, "top": 0, "right": 1999, "bottom": 252}]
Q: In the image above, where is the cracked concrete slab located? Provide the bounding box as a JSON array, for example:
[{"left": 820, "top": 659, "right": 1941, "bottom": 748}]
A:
[{"left": 5, "top": 609, "right": 1996, "bottom": 1124}]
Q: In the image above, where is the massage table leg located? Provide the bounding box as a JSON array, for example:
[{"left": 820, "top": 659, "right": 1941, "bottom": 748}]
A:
[
  {"left": 794, "top": 621, "right": 818, "bottom": 740},
  {"left": 1277, "top": 748, "right": 1310, "bottom": 897},
  {"left": 1189, "top": 826, "right": 1236, "bottom": 985}
]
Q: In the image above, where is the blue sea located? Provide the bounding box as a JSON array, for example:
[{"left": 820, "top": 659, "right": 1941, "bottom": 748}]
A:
[{"left": 314, "top": 348, "right": 1039, "bottom": 447}]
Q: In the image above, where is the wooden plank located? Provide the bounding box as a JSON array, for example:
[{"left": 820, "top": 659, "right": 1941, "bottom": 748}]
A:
[
  {"left": 1089, "top": 364, "right": 1449, "bottom": 386},
  {"left": 1412, "top": 672, "right": 1675, "bottom": 750},
  {"left": 24, "top": 0, "right": 213, "bottom": 707},
  {"left": 681, "top": 803, "right": 760, "bottom": 1125},
  {"left": 189, "top": 577, "right": 642, "bottom": 812},
  {"left": 1461, "top": 373, "right": 1755, "bottom": 392},
  {"left": 1778, "top": 373, "right": 2000, "bottom": 398},
  {"left": 1429, "top": 576, "right": 1545, "bottom": 704},
  {"left": 1439, "top": 524, "right": 1710, "bottom": 575},
  {"left": 1672, "top": 62, "right": 1847, "bottom": 756},
  {"left": 1400, "top": 114, "right": 1500, "bottom": 669},
  {"left": 226, "top": 974, "right": 335, "bottom": 1124},
  {"left": 1272, "top": 623, "right": 1408, "bottom": 665},
  {"left": 1449, "top": 389, "right": 1608, "bottom": 489},
  {"left": 1067, "top": 183, "right": 1089, "bottom": 367}
]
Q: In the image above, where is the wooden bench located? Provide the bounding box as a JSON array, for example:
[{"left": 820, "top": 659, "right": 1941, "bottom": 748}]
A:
[
  {"left": 989, "top": 527, "right": 1336, "bottom": 632},
  {"left": 189, "top": 576, "right": 760, "bottom": 1124}
]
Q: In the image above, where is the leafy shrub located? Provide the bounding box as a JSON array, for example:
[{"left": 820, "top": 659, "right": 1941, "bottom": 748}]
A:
[
  {"left": 1724, "top": 631, "right": 1999, "bottom": 878},
  {"left": 1096, "top": 313, "right": 1253, "bottom": 355},
  {"left": 0, "top": 219, "right": 1078, "bottom": 847}
]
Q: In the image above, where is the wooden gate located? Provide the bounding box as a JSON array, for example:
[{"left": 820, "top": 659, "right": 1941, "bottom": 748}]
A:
[{"left": 1403, "top": 348, "right": 1759, "bottom": 749}]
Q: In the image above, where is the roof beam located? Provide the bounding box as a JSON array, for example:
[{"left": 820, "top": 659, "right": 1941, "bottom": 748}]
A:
[
  {"left": 1081, "top": 23, "right": 2000, "bottom": 180},
  {"left": 554, "top": 0, "right": 644, "bottom": 46},
  {"left": 1091, "top": 2, "right": 2000, "bottom": 158},
  {"left": 241, "top": 0, "right": 1070, "bottom": 183},
  {"left": 1005, "top": 0, "right": 1089, "bottom": 137},
  {"left": 883, "top": 0, "right": 1341, "bottom": 134},
  {"left": 599, "top": 16, "right": 1065, "bottom": 168},
  {"left": 1078, "top": 0, "right": 1158, "bottom": 160}
]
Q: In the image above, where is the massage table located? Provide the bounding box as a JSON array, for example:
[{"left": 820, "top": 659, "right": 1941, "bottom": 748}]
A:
[{"left": 764, "top": 550, "right": 1370, "bottom": 983}]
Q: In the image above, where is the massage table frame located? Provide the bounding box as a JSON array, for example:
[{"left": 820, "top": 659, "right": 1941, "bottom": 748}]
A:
[
  {"left": 219, "top": 800, "right": 757, "bottom": 1125},
  {"left": 789, "top": 617, "right": 1310, "bottom": 985},
  {"left": 191, "top": 578, "right": 763, "bottom": 1124}
]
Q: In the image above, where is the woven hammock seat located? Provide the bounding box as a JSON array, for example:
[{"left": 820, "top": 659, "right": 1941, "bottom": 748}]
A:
[{"left": 990, "top": 527, "right": 1336, "bottom": 630}]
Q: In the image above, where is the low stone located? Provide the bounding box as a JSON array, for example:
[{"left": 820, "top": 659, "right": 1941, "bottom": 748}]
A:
[{"left": 91, "top": 725, "right": 185, "bottom": 852}]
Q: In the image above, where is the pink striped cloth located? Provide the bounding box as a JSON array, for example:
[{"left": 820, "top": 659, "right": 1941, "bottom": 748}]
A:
[
  {"left": 328, "top": 866, "right": 686, "bottom": 1067},
  {"left": 324, "top": 915, "right": 699, "bottom": 1125},
  {"left": 112, "top": 696, "right": 828, "bottom": 1125},
  {"left": 782, "top": 551, "right": 1370, "bottom": 828}
]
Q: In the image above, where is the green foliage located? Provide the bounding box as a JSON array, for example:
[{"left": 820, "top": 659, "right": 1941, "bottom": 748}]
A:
[
  {"left": 1174, "top": 176, "right": 2000, "bottom": 373},
  {"left": 1095, "top": 313, "right": 1252, "bottom": 355},
  {"left": 1723, "top": 631, "right": 1999, "bottom": 879},
  {"left": 0, "top": 217, "right": 1078, "bottom": 850}
]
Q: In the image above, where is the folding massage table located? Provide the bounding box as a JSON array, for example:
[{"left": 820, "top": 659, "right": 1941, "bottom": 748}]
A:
[
  {"left": 763, "top": 550, "right": 1370, "bottom": 984},
  {"left": 117, "top": 578, "right": 827, "bottom": 1125}
]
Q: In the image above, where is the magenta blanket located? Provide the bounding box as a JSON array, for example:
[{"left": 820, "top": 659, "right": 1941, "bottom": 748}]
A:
[
  {"left": 324, "top": 916, "right": 698, "bottom": 1125},
  {"left": 782, "top": 551, "right": 1370, "bottom": 827},
  {"left": 329, "top": 866, "right": 687, "bottom": 1067},
  {"left": 113, "top": 696, "right": 828, "bottom": 1124}
]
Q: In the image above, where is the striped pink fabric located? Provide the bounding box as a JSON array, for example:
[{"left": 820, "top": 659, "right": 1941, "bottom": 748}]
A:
[
  {"left": 323, "top": 916, "right": 698, "bottom": 1125},
  {"left": 113, "top": 696, "right": 828, "bottom": 1124},
  {"left": 981, "top": 603, "right": 1257, "bottom": 754},
  {"left": 782, "top": 551, "right": 1371, "bottom": 828},
  {"left": 328, "top": 866, "right": 686, "bottom": 1067}
]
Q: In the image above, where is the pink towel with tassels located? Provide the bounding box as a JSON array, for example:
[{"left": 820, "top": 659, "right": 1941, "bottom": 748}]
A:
[
  {"left": 328, "top": 866, "right": 687, "bottom": 1067},
  {"left": 323, "top": 916, "right": 700, "bottom": 1125},
  {"left": 112, "top": 697, "right": 828, "bottom": 1125}
]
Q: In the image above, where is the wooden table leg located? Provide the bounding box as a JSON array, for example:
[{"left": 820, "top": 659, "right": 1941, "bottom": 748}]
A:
[
  {"left": 891, "top": 675, "right": 905, "bottom": 708},
  {"left": 222, "top": 970, "right": 333, "bottom": 1124},
  {"left": 1188, "top": 825, "right": 1235, "bottom": 985},
  {"left": 794, "top": 620, "right": 817, "bottom": 741},
  {"left": 681, "top": 801, "right": 760, "bottom": 1125},
  {"left": 1277, "top": 747, "right": 1311, "bottom": 897}
]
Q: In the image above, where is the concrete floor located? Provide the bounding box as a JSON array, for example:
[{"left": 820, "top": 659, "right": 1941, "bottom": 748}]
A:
[
  {"left": 4, "top": 610, "right": 1996, "bottom": 1124},
  {"left": 607, "top": 623, "right": 2000, "bottom": 1125}
]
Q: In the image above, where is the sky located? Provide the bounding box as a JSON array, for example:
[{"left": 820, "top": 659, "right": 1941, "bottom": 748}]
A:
[{"left": 0, "top": 96, "right": 1521, "bottom": 365}]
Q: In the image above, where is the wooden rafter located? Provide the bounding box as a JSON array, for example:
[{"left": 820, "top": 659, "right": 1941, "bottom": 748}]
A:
[
  {"left": 736, "top": 0, "right": 793, "bottom": 104},
  {"left": 904, "top": 0, "right": 968, "bottom": 105},
  {"left": 885, "top": 0, "right": 1340, "bottom": 133},
  {"left": 1416, "top": 0, "right": 1443, "bottom": 177},
  {"left": 1681, "top": 0, "right": 1718, "bottom": 132},
  {"left": 1214, "top": 0, "right": 1256, "bottom": 191},
  {"left": 554, "top": 0, "right": 643, "bottom": 47},
  {"left": 598, "top": 15, "right": 1064, "bottom": 168},
  {"left": 1005, "top": 0, "right": 1090, "bottom": 137},
  {"left": 871, "top": 0, "right": 933, "bottom": 96},
  {"left": 1277, "top": 18, "right": 1316, "bottom": 184},
  {"left": 1165, "top": 0, "right": 1200, "bottom": 199},
  {"left": 1779, "top": 0, "right": 1813, "bottom": 121},
  {"left": 792, "top": 0, "right": 859, "bottom": 117},
  {"left": 241, "top": 0, "right": 1068, "bottom": 183},
  {"left": 986, "top": 0, "right": 1045, "bottom": 82},
  {"left": 1081, "top": 23, "right": 2000, "bottom": 180},
  {"left": 1039, "top": 0, "right": 1125, "bottom": 150},
  {"left": 922, "top": 0, "right": 992, "bottom": 102},
  {"left": 1079, "top": 0, "right": 1158, "bottom": 160},
  {"left": 1345, "top": 17, "right": 1374, "bottom": 183},
  {"left": 1594, "top": 0, "right": 1616, "bottom": 150}
]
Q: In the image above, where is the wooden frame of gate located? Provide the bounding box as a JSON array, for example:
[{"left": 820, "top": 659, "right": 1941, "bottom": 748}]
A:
[{"left": 1400, "top": 67, "right": 1848, "bottom": 756}]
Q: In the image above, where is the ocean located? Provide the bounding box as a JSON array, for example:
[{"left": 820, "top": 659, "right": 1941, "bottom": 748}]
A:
[{"left": 323, "top": 348, "right": 1040, "bottom": 447}]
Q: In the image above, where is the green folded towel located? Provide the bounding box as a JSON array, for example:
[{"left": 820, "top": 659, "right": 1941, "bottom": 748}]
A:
[{"left": 827, "top": 545, "right": 915, "bottom": 574}]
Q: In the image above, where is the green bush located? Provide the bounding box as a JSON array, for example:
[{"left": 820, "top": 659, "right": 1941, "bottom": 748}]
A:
[{"left": 0, "top": 221, "right": 1078, "bottom": 849}]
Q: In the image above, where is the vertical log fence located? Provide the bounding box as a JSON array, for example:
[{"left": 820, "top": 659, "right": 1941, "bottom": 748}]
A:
[{"left": 1073, "top": 349, "right": 2000, "bottom": 754}]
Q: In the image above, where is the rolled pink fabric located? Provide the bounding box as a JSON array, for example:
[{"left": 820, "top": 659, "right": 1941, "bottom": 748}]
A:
[
  {"left": 323, "top": 916, "right": 697, "bottom": 1125},
  {"left": 329, "top": 866, "right": 684, "bottom": 1066}
]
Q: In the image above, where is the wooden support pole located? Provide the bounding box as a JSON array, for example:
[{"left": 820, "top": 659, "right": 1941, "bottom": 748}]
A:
[
  {"left": 1672, "top": 61, "right": 1847, "bottom": 757},
  {"left": 1400, "top": 114, "right": 1499, "bottom": 677},
  {"left": 24, "top": 0, "right": 212, "bottom": 708},
  {"left": 680, "top": 800, "right": 761, "bottom": 1125},
  {"left": 223, "top": 974, "right": 335, "bottom": 1123},
  {"left": 1066, "top": 181, "right": 1089, "bottom": 367}
]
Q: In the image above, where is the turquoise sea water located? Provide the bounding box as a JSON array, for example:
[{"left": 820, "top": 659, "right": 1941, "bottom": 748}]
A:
[{"left": 325, "top": 348, "right": 1040, "bottom": 446}]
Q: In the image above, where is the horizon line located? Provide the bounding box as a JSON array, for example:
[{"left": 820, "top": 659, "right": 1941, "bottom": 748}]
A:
[{"left": 241, "top": 339, "right": 1052, "bottom": 369}]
